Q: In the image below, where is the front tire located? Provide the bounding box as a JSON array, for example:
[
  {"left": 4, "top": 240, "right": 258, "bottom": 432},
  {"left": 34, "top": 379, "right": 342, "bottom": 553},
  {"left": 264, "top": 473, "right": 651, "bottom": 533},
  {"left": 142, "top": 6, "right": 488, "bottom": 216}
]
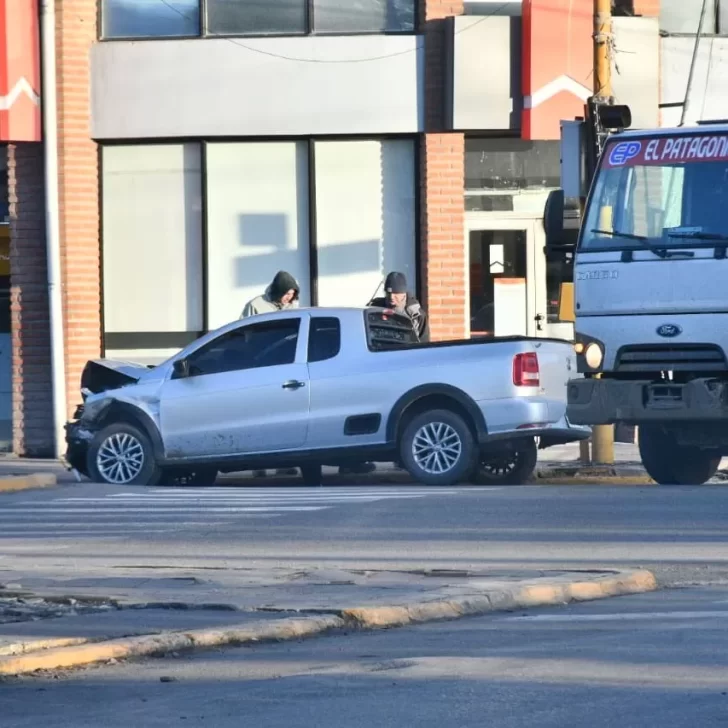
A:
[
  {"left": 399, "top": 409, "right": 476, "bottom": 486},
  {"left": 87, "top": 423, "right": 161, "bottom": 486},
  {"left": 478, "top": 438, "right": 538, "bottom": 485},
  {"left": 639, "top": 425, "right": 721, "bottom": 485}
]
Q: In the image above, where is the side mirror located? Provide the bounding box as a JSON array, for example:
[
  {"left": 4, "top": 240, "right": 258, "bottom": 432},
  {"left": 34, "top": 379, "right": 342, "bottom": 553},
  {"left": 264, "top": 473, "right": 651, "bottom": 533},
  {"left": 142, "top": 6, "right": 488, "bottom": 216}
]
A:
[
  {"left": 543, "top": 189, "right": 565, "bottom": 245},
  {"left": 172, "top": 358, "right": 190, "bottom": 379}
]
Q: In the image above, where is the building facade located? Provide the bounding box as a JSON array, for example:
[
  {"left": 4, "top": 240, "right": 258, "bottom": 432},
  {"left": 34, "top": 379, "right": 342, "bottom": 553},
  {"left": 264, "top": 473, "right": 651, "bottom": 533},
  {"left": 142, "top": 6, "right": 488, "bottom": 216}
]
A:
[{"left": 0, "top": 0, "right": 685, "bottom": 456}]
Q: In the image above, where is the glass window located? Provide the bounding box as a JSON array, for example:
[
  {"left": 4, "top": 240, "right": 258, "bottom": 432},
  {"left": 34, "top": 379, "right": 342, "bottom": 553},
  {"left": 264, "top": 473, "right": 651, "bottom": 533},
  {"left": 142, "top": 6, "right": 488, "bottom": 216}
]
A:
[
  {"left": 581, "top": 134, "right": 728, "bottom": 252},
  {"left": 660, "top": 0, "right": 717, "bottom": 34},
  {"left": 465, "top": 139, "right": 561, "bottom": 193},
  {"left": 103, "top": 0, "right": 200, "bottom": 38},
  {"left": 314, "top": 140, "right": 416, "bottom": 307},
  {"left": 205, "top": 142, "right": 311, "bottom": 329},
  {"left": 186, "top": 319, "right": 300, "bottom": 377},
  {"left": 102, "top": 144, "right": 204, "bottom": 358},
  {"left": 206, "top": 0, "right": 307, "bottom": 35},
  {"left": 313, "top": 0, "right": 415, "bottom": 33},
  {"left": 308, "top": 317, "right": 342, "bottom": 362}
]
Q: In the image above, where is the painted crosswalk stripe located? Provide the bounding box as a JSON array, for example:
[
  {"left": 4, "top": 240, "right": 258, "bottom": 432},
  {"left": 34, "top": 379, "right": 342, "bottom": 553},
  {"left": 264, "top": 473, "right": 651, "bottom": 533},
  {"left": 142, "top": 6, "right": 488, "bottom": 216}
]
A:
[
  {"left": 502, "top": 611, "right": 728, "bottom": 622},
  {"left": 0, "top": 506, "right": 328, "bottom": 514}
]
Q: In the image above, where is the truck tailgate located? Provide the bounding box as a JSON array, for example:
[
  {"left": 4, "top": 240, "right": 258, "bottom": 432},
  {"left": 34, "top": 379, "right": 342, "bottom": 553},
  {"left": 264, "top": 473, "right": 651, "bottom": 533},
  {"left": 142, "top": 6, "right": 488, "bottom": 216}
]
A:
[{"left": 531, "top": 340, "right": 575, "bottom": 420}]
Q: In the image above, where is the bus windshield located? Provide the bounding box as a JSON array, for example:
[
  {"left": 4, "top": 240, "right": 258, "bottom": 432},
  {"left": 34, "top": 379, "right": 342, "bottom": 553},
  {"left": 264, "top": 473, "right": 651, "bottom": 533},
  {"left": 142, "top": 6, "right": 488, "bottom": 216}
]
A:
[{"left": 580, "top": 132, "right": 728, "bottom": 252}]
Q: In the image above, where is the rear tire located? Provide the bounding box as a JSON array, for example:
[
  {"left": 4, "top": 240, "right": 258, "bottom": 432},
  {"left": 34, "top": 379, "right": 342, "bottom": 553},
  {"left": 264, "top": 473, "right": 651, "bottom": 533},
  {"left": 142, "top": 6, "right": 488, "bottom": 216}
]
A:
[
  {"left": 301, "top": 464, "right": 323, "bottom": 486},
  {"left": 399, "top": 409, "right": 476, "bottom": 486},
  {"left": 87, "top": 423, "right": 161, "bottom": 486},
  {"left": 478, "top": 438, "right": 538, "bottom": 485},
  {"left": 639, "top": 425, "right": 720, "bottom": 485}
]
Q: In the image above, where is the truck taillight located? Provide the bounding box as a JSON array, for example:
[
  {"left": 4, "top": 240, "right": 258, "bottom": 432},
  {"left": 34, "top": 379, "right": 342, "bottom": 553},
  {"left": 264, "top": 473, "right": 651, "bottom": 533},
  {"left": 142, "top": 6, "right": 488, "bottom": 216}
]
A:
[{"left": 513, "top": 352, "right": 540, "bottom": 387}]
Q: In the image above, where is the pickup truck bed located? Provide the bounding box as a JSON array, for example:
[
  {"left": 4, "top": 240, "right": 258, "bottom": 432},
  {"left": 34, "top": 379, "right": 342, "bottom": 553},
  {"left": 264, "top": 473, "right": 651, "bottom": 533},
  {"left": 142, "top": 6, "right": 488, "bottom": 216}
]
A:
[{"left": 66, "top": 307, "right": 584, "bottom": 486}]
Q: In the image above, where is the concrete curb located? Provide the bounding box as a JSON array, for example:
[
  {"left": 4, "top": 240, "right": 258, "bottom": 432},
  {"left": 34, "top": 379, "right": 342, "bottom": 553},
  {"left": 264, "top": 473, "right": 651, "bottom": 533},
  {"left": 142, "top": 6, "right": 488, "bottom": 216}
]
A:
[
  {"left": 534, "top": 464, "right": 652, "bottom": 485},
  {"left": 0, "top": 569, "right": 657, "bottom": 676},
  {"left": 340, "top": 569, "right": 657, "bottom": 627},
  {"left": 0, "top": 473, "right": 57, "bottom": 493}
]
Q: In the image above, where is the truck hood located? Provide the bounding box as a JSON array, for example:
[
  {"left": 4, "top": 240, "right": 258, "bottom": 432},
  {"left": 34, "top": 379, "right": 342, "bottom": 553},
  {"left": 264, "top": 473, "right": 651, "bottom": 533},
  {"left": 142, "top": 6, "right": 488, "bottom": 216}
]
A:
[
  {"left": 576, "top": 251, "right": 728, "bottom": 317},
  {"left": 81, "top": 359, "right": 152, "bottom": 395}
]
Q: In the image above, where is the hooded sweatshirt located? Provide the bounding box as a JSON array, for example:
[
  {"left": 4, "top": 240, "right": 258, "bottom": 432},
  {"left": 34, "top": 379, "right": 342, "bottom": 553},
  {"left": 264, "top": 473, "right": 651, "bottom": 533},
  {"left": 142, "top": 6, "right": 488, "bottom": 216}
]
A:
[{"left": 240, "top": 271, "right": 301, "bottom": 319}]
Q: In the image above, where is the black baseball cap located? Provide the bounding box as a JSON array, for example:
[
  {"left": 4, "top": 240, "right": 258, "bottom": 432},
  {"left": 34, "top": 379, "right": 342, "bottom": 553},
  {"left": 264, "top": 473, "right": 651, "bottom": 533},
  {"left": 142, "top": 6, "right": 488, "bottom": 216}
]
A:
[{"left": 384, "top": 271, "right": 407, "bottom": 294}]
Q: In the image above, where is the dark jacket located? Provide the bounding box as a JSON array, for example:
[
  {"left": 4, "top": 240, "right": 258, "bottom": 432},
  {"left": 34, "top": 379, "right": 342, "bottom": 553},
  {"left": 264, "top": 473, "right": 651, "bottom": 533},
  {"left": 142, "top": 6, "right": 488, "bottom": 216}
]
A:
[{"left": 369, "top": 294, "right": 430, "bottom": 343}]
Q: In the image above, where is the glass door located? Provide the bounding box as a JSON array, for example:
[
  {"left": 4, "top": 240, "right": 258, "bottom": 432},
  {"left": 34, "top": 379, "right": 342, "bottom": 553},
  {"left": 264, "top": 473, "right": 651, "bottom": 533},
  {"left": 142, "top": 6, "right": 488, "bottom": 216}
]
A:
[{"left": 465, "top": 217, "right": 547, "bottom": 338}]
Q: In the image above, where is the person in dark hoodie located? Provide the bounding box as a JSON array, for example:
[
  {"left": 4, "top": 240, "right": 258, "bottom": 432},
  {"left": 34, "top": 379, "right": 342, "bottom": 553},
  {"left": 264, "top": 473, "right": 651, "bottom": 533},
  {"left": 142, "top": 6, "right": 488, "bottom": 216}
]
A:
[
  {"left": 369, "top": 271, "right": 430, "bottom": 342},
  {"left": 240, "top": 270, "right": 300, "bottom": 319},
  {"left": 240, "top": 271, "right": 300, "bottom": 479}
]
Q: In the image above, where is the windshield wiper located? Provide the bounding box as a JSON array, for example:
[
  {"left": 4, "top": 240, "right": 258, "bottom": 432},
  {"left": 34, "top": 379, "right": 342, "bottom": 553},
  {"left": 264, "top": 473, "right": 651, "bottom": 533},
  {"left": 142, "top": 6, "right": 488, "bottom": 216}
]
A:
[{"left": 590, "top": 228, "right": 671, "bottom": 259}]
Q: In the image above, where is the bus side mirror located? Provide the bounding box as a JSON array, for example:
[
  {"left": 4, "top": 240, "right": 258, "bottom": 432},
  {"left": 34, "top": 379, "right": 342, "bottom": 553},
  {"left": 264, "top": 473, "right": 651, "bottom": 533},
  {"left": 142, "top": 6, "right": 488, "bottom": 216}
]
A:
[{"left": 544, "top": 189, "right": 565, "bottom": 245}]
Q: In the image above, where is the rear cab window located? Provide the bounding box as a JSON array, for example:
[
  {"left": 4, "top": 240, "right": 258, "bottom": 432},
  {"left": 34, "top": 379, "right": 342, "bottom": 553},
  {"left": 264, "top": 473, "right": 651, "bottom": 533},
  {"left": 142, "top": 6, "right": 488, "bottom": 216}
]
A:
[
  {"left": 308, "top": 317, "right": 341, "bottom": 362},
  {"left": 365, "top": 309, "right": 419, "bottom": 351}
]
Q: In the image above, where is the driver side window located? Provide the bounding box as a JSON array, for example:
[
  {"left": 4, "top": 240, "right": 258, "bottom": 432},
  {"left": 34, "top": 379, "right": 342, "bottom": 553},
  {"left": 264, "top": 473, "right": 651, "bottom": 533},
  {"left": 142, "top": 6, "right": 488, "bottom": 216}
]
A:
[{"left": 184, "top": 319, "right": 300, "bottom": 378}]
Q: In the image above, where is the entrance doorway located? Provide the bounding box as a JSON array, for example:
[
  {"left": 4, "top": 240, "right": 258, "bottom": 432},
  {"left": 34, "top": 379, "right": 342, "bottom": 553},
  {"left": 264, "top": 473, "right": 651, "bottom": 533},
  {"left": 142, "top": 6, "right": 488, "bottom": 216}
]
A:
[{"left": 466, "top": 216, "right": 547, "bottom": 338}]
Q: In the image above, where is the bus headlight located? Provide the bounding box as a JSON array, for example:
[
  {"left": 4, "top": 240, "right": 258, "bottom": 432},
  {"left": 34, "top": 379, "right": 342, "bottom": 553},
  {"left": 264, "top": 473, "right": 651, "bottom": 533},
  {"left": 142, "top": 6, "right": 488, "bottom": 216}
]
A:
[{"left": 584, "top": 343, "right": 603, "bottom": 369}]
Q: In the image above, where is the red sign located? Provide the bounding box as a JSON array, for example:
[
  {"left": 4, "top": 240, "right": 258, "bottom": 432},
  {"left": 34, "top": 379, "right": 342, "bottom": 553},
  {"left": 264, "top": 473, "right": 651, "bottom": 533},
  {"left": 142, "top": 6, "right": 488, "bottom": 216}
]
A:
[
  {"left": 604, "top": 135, "right": 728, "bottom": 168},
  {"left": 0, "top": 0, "right": 41, "bottom": 142},
  {"left": 522, "top": 0, "right": 592, "bottom": 140}
]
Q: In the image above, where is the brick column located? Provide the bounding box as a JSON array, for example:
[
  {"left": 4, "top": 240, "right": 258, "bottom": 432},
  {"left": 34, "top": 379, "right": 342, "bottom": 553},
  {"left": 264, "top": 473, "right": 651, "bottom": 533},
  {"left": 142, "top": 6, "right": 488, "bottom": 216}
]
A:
[
  {"left": 8, "top": 144, "right": 53, "bottom": 456},
  {"left": 420, "top": 0, "right": 466, "bottom": 341},
  {"left": 56, "top": 0, "right": 101, "bottom": 415},
  {"left": 9, "top": 0, "right": 100, "bottom": 455}
]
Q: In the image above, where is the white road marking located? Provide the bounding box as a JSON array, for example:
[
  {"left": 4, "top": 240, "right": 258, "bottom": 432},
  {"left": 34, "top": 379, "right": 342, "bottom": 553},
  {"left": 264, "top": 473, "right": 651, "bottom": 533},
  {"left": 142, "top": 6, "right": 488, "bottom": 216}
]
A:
[
  {"left": 0, "top": 506, "right": 328, "bottom": 514},
  {"left": 503, "top": 611, "right": 728, "bottom": 622},
  {"left": 0, "top": 486, "right": 503, "bottom": 538}
]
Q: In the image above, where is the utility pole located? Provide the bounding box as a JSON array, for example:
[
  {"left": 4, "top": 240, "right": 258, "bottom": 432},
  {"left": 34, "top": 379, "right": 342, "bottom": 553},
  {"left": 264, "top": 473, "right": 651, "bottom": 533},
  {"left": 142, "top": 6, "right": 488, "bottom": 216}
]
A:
[
  {"left": 589, "top": 0, "right": 615, "bottom": 465},
  {"left": 680, "top": 0, "right": 709, "bottom": 126}
]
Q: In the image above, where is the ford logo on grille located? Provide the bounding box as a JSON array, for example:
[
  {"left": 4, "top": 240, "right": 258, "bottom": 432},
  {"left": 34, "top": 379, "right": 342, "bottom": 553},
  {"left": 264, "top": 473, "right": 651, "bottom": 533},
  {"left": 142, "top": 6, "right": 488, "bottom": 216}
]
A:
[{"left": 656, "top": 324, "right": 682, "bottom": 338}]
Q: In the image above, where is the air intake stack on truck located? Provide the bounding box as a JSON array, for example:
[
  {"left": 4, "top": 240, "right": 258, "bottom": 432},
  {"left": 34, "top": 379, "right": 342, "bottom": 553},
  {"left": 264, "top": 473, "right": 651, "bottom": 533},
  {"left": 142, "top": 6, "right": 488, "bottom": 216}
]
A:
[{"left": 548, "top": 121, "right": 728, "bottom": 485}]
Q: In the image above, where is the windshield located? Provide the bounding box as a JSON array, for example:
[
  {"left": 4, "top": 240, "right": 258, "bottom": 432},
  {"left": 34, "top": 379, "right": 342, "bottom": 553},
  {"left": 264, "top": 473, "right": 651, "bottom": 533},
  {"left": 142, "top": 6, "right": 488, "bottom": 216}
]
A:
[{"left": 581, "top": 133, "right": 728, "bottom": 252}]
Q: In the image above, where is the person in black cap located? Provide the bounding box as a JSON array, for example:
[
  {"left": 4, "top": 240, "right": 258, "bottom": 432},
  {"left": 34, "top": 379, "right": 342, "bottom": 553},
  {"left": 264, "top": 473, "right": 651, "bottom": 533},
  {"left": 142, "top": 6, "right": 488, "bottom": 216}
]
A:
[
  {"left": 369, "top": 271, "right": 430, "bottom": 342},
  {"left": 240, "top": 270, "right": 300, "bottom": 319}
]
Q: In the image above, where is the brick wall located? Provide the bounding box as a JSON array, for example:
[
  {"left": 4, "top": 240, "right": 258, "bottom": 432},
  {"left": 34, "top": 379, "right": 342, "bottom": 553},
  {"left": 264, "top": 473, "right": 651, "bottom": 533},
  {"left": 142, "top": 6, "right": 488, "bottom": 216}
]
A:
[
  {"left": 8, "top": 144, "right": 53, "bottom": 456},
  {"left": 9, "top": 0, "right": 100, "bottom": 455},
  {"left": 56, "top": 0, "right": 101, "bottom": 416},
  {"left": 420, "top": 0, "right": 466, "bottom": 341}
]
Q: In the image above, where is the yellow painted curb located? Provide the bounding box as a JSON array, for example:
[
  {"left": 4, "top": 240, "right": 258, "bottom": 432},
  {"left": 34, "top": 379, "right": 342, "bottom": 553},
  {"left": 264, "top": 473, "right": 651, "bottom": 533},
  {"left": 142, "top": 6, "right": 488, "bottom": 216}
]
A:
[
  {"left": 341, "top": 569, "right": 658, "bottom": 628},
  {"left": 0, "top": 569, "right": 657, "bottom": 676},
  {"left": 0, "top": 473, "right": 57, "bottom": 493},
  {"left": 0, "top": 615, "right": 345, "bottom": 676},
  {"left": 534, "top": 476, "right": 654, "bottom": 486}
]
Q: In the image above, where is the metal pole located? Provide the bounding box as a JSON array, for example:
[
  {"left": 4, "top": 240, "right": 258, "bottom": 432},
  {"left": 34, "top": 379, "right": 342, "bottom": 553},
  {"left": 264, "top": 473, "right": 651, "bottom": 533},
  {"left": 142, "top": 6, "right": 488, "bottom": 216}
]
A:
[
  {"left": 680, "top": 0, "right": 709, "bottom": 127},
  {"left": 40, "top": 0, "right": 68, "bottom": 459},
  {"left": 590, "top": 0, "right": 614, "bottom": 465}
]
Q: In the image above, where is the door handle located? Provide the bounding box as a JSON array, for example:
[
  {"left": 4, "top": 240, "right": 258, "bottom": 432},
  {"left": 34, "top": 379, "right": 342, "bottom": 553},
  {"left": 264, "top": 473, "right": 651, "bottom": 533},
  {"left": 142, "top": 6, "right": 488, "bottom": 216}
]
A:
[
  {"left": 282, "top": 380, "right": 306, "bottom": 390},
  {"left": 534, "top": 313, "right": 545, "bottom": 332}
]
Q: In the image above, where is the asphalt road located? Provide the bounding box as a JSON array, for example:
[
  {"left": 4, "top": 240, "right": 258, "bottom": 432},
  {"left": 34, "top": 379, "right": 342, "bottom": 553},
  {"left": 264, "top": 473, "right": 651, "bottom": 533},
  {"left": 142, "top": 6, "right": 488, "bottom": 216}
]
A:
[
  {"left": 4, "top": 587, "right": 728, "bottom": 728},
  {"left": 2, "top": 481, "right": 728, "bottom": 590}
]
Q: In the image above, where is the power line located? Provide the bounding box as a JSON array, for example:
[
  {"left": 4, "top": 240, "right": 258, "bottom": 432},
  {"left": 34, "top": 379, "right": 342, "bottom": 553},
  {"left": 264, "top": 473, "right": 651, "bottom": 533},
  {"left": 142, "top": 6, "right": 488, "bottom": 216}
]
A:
[{"left": 140, "top": 0, "right": 513, "bottom": 64}]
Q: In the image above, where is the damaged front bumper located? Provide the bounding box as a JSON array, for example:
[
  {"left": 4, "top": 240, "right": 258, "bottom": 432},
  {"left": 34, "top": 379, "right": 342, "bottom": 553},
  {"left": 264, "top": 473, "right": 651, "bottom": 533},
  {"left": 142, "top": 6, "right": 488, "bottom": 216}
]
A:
[{"left": 64, "top": 419, "right": 94, "bottom": 476}]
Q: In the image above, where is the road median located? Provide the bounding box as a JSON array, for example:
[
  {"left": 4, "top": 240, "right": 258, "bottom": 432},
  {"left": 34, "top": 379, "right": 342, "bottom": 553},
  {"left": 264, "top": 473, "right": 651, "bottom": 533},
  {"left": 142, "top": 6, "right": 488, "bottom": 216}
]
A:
[{"left": 0, "top": 568, "right": 657, "bottom": 677}]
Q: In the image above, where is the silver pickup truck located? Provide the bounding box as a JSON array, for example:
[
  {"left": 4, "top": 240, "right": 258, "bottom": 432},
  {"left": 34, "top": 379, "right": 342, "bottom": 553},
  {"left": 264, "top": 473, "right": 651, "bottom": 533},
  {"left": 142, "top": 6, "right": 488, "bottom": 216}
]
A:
[{"left": 65, "top": 307, "right": 587, "bottom": 487}]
